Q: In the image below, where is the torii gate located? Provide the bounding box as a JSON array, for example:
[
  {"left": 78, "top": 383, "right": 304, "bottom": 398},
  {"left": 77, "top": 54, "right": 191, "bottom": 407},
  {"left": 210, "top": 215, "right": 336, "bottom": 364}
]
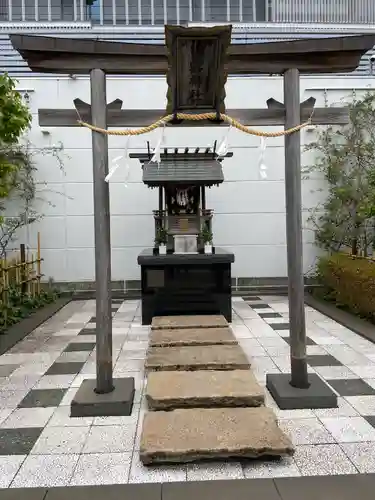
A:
[{"left": 11, "top": 29, "right": 375, "bottom": 414}]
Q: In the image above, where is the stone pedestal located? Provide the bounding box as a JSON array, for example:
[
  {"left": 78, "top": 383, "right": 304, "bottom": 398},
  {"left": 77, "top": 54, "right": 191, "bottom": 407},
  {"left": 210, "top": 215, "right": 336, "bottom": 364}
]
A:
[{"left": 137, "top": 248, "right": 234, "bottom": 325}]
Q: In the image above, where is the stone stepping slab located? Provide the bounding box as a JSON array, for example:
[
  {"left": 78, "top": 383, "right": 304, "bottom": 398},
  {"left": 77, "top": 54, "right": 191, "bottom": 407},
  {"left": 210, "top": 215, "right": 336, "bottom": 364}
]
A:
[
  {"left": 140, "top": 406, "right": 294, "bottom": 464},
  {"left": 151, "top": 315, "right": 228, "bottom": 330},
  {"left": 145, "top": 345, "right": 250, "bottom": 372},
  {"left": 146, "top": 370, "right": 264, "bottom": 410},
  {"left": 149, "top": 327, "right": 237, "bottom": 347}
]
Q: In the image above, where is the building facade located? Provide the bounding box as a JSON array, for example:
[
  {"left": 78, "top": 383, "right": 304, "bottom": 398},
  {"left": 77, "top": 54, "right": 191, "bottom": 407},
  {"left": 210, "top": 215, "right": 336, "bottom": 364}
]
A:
[{"left": 1, "top": 2, "right": 375, "bottom": 289}]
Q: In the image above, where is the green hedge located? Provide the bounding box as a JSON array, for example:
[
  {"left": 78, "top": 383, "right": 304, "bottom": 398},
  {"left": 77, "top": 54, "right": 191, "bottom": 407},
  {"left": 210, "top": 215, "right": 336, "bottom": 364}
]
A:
[{"left": 316, "top": 253, "right": 375, "bottom": 322}]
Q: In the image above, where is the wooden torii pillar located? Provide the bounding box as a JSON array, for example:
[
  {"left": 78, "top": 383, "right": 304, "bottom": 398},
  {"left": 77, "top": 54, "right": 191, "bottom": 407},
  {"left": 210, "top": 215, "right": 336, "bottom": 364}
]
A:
[{"left": 10, "top": 29, "right": 375, "bottom": 413}]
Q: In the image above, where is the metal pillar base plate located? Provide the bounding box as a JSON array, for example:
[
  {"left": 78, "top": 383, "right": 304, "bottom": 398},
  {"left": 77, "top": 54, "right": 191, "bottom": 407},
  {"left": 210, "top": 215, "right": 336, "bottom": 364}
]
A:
[
  {"left": 266, "top": 373, "right": 337, "bottom": 410},
  {"left": 70, "top": 378, "right": 135, "bottom": 417}
]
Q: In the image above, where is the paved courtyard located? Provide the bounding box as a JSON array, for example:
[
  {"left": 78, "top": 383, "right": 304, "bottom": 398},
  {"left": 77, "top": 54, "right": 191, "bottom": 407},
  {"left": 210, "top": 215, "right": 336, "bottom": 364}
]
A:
[{"left": 0, "top": 296, "right": 375, "bottom": 488}]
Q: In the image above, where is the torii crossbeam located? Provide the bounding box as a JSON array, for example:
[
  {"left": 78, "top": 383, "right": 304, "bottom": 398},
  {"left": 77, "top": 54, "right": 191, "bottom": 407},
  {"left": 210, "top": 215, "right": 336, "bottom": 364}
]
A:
[{"left": 10, "top": 28, "right": 375, "bottom": 414}]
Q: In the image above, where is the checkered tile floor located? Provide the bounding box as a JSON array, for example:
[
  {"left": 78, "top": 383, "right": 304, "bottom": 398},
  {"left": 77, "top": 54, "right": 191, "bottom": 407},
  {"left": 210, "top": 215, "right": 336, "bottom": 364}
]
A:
[{"left": 0, "top": 296, "right": 375, "bottom": 487}]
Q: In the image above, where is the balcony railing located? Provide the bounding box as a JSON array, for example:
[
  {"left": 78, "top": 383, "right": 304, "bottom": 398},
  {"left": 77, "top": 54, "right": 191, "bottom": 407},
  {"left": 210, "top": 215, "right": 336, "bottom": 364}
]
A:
[
  {"left": 272, "top": 0, "right": 375, "bottom": 23},
  {"left": 1, "top": 0, "right": 375, "bottom": 24}
]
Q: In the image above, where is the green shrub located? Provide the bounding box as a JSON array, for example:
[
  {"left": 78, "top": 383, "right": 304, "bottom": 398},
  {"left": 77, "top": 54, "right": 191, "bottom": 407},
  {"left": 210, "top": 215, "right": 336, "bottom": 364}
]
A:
[
  {"left": 316, "top": 252, "right": 375, "bottom": 321},
  {"left": 0, "top": 287, "right": 59, "bottom": 333}
]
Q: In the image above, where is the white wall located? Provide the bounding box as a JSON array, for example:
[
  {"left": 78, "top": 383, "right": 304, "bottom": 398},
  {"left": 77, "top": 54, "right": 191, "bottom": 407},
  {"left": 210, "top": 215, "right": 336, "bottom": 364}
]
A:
[{"left": 10, "top": 75, "right": 375, "bottom": 283}]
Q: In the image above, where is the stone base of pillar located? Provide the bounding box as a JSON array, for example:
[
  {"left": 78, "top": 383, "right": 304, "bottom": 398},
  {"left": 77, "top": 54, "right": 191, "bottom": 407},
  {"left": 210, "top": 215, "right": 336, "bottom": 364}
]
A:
[
  {"left": 70, "top": 377, "right": 135, "bottom": 417},
  {"left": 266, "top": 373, "right": 337, "bottom": 410}
]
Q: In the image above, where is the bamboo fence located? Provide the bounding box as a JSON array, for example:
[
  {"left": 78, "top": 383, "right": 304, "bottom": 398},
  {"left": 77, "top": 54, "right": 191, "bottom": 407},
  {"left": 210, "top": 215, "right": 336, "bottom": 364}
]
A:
[{"left": 0, "top": 232, "right": 43, "bottom": 317}]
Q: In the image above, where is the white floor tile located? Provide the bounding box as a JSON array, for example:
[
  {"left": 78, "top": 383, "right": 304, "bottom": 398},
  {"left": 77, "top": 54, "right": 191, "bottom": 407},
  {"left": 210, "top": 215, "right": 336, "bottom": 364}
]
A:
[
  {"left": 263, "top": 317, "right": 289, "bottom": 324},
  {"left": 11, "top": 454, "right": 79, "bottom": 488},
  {"left": 30, "top": 426, "right": 90, "bottom": 454},
  {"left": 47, "top": 406, "right": 93, "bottom": 427},
  {"left": 313, "top": 397, "right": 359, "bottom": 418},
  {"left": 321, "top": 416, "right": 375, "bottom": 443},
  {"left": 324, "top": 346, "right": 371, "bottom": 366},
  {"left": 70, "top": 452, "right": 132, "bottom": 485},
  {"left": 348, "top": 365, "right": 375, "bottom": 379},
  {"left": 0, "top": 407, "right": 55, "bottom": 428},
  {"left": 0, "top": 455, "right": 26, "bottom": 488},
  {"left": 243, "top": 457, "right": 300, "bottom": 478},
  {"left": 341, "top": 442, "right": 375, "bottom": 472},
  {"left": 0, "top": 408, "right": 14, "bottom": 425},
  {"left": 129, "top": 454, "right": 186, "bottom": 483},
  {"left": 293, "top": 444, "right": 357, "bottom": 476},
  {"left": 345, "top": 396, "right": 375, "bottom": 416},
  {"left": 279, "top": 417, "right": 336, "bottom": 445},
  {"left": 34, "top": 375, "right": 76, "bottom": 390},
  {"left": 313, "top": 366, "right": 358, "bottom": 380},
  {"left": 82, "top": 425, "right": 137, "bottom": 453},
  {"left": 187, "top": 461, "right": 244, "bottom": 481}
]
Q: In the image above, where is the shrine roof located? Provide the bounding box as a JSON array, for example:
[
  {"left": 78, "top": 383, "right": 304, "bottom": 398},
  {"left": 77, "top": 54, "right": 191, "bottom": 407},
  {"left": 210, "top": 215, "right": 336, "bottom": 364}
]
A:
[{"left": 142, "top": 159, "right": 224, "bottom": 187}]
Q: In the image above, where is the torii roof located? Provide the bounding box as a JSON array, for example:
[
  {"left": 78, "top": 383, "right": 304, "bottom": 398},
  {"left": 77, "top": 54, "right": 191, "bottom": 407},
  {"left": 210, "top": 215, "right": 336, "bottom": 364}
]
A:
[{"left": 10, "top": 31, "right": 375, "bottom": 75}]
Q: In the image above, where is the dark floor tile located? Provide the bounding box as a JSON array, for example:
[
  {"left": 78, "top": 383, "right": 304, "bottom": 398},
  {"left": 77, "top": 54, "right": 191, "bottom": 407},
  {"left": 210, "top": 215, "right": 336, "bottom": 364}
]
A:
[
  {"left": 18, "top": 388, "right": 67, "bottom": 408},
  {"left": 0, "top": 489, "right": 47, "bottom": 500},
  {"left": 78, "top": 328, "right": 96, "bottom": 336},
  {"left": 112, "top": 299, "right": 125, "bottom": 304},
  {"left": 327, "top": 378, "right": 375, "bottom": 397},
  {"left": 248, "top": 303, "right": 271, "bottom": 309},
  {"left": 90, "top": 314, "right": 117, "bottom": 322},
  {"left": 275, "top": 474, "right": 375, "bottom": 500},
  {"left": 271, "top": 323, "right": 290, "bottom": 331},
  {"left": 163, "top": 479, "right": 281, "bottom": 500},
  {"left": 307, "top": 355, "right": 342, "bottom": 367},
  {"left": 365, "top": 416, "right": 375, "bottom": 428},
  {"left": 46, "top": 362, "right": 86, "bottom": 375},
  {"left": 45, "top": 483, "right": 162, "bottom": 500},
  {"left": 0, "top": 364, "right": 19, "bottom": 377},
  {"left": 64, "top": 342, "right": 96, "bottom": 352},
  {"left": 0, "top": 428, "right": 43, "bottom": 455},
  {"left": 258, "top": 312, "right": 283, "bottom": 319},
  {"left": 283, "top": 337, "right": 316, "bottom": 346}
]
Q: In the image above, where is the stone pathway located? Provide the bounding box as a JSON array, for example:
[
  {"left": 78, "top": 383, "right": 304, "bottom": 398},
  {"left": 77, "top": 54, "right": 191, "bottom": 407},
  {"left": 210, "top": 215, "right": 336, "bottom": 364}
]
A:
[
  {"left": 146, "top": 370, "right": 264, "bottom": 409},
  {"left": 141, "top": 314, "right": 293, "bottom": 464},
  {"left": 0, "top": 296, "right": 375, "bottom": 487},
  {"left": 145, "top": 344, "right": 251, "bottom": 371},
  {"left": 149, "top": 327, "right": 237, "bottom": 347},
  {"left": 141, "top": 407, "right": 294, "bottom": 464}
]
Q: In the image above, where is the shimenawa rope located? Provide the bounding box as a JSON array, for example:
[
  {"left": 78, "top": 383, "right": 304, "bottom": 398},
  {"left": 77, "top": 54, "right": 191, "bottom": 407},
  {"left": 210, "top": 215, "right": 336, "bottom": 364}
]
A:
[{"left": 77, "top": 111, "right": 313, "bottom": 138}]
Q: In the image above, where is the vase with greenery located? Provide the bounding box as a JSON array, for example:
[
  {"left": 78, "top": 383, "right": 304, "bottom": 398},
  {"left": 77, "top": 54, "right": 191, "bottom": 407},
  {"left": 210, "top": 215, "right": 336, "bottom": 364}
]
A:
[
  {"left": 200, "top": 226, "right": 213, "bottom": 254},
  {"left": 155, "top": 227, "right": 168, "bottom": 254}
]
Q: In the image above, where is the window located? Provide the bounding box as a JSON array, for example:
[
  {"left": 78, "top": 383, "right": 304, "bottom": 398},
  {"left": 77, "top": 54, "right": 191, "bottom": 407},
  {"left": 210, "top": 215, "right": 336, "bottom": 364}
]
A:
[{"left": 87, "top": 0, "right": 101, "bottom": 22}]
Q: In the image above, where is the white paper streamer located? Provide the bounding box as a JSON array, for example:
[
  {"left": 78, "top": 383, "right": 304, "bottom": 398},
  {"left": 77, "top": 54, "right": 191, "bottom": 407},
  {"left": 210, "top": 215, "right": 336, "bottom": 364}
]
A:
[
  {"left": 105, "top": 136, "right": 130, "bottom": 182},
  {"left": 123, "top": 162, "right": 130, "bottom": 188},
  {"left": 258, "top": 137, "right": 267, "bottom": 180},
  {"left": 216, "top": 125, "right": 232, "bottom": 158},
  {"left": 151, "top": 124, "right": 166, "bottom": 165}
]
